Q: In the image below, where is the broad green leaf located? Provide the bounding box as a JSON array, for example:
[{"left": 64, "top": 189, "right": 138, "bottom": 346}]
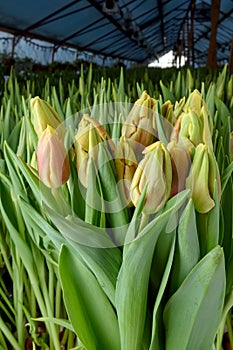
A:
[
  {"left": 46, "top": 206, "right": 122, "bottom": 305},
  {"left": 215, "top": 96, "right": 230, "bottom": 124},
  {"left": 115, "top": 190, "right": 189, "bottom": 350},
  {"left": 159, "top": 81, "right": 175, "bottom": 104},
  {"left": 170, "top": 199, "right": 200, "bottom": 292},
  {"left": 221, "top": 159, "right": 233, "bottom": 194},
  {"left": 31, "top": 317, "right": 74, "bottom": 332},
  {"left": 59, "top": 244, "right": 120, "bottom": 350},
  {"left": 174, "top": 71, "right": 181, "bottom": 100},
  {"left": 216, "top": 64, "right": 227, "bottom": 100},
  {"left": 149, "top": 232, "right": 176, "bottom": 350},
  {"left": 155, "top": 102, "right": 169, "bottom": 145},
  {"left": 206, "top": 83, "right": 216, "bottom": 119},
  {"left": 164, "top": 246, "right": 226, "bottom": 350}
]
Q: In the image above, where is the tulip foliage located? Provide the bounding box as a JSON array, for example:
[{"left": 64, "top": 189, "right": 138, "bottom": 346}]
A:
[{"left": 0, "top": 65, "right": 233, "bottom": 349}]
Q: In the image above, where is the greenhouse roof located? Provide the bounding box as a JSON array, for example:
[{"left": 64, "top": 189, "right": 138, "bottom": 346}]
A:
[{"left": 0, "top": 0, "right": 232, "bottom": 65}]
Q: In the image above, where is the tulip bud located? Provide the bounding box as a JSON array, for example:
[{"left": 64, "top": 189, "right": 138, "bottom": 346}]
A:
[
  {"left": 130, "top": 141, "right": 172, "bottom": 214},
  {"left": 167, "top": 141, "right": 191, "bottom": 197},
  {"left": 183, "top": 89, "right": 203, "bottom": 115},
  {"left": 114, "top": 137, "right": 137, "bottom": 206},
  {"left": 31, "top": 96, "right": 65, "bottom": 138},
  {"left": 186, "top": 143, "right": 221, "bottom": 213},
  {"left": 173, "top": 97, "right": 186, "bottom": 119},
  {"left": 179, "top": 111, "right": 203, "bottom": 146},
  {"left": 121, "top": 91, "right": 156, "bottom": 152},
  {"left": 75, "top": 114, "right": 114, "bottom": 187},
  {"left": 162, "top": 100, "right": 176, "bottom": 125},
  {"left": 37, "top": 126, "right": 70, "bottom": 188}
]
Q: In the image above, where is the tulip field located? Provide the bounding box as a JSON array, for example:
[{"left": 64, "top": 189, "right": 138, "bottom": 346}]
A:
[{"left": 0, "top": 64, "right": 233, "bottom": 349}]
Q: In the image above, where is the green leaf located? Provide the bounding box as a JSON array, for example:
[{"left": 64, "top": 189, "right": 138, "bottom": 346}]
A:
[
  {"left": 159, "top": 81, "right": 175, "bottom": 104},
  {"left": 164, "top": 246, "right": 226, "bottom": 350},
  {"left": 206, "top": 83, "right": 215, "bottom": 119},
  {"left": 31, "top": 317, "right": 74, "bottom": 332},
  {"left": 115, "top": 190, "right": 189, "bottom": 350},
  {"left": 170, "top": 199, "right": 200, "bottom": 292},
  {"left": 155, "top": 102, "right": 169, "bottom": 145},
  {"left": 149, "top": 232, "right": 176, "bottom": 350},
  {"left": 215, "top": 96, "right": 230, "bottom": 124},
  {"left": 46, "top": 206, "right": 122, "bottom": 305},
  {"left": 205, "top": 180, "right": 220, "bottom": 252},
  {"left": 221, "top": 160, "right": 233, "bottom": 194},
  {"left": 59, "top": 245, "right": 120, "bottom": 350}
]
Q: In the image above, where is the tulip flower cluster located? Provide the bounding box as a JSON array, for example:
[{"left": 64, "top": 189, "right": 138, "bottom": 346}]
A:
[{"left": 31, "top": 89, "right": 221, "bottom": 216}]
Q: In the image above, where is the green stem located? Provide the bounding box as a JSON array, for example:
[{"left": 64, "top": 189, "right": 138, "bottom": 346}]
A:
[
  {"left": 139, "top": 213, "right": 149, "bottom": 233},
  {"left": 216, "top": 288, "right": 233, "bottom": 350},
  {"left": 226, "top": 312, "right": 233, "bottom": 348},
  {"left": 33, "top": 251, "right": 60, "bottom": 350}
]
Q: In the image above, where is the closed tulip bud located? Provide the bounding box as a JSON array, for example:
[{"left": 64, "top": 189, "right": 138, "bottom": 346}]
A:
[
  {"left": 31, "top": 96, "right": 65, "bottom": 138},
  {"left": 121, "top": 91, "right": 156, "bottom": 152},
  {"left": 167, "top": 141, "right": 191, "bottom": 197},
  {"left": 37, "top": 126, "right": 70, "bottom": 188},
  {"left": 162, "top": 100, "right": 176, "bottom": 125},
  {"left": 114, "top": 137, "right": 137, "bottom": 206},
  {"left": 183, "top": 89, "right": 203, "bottom": 115},
  {"left": 179, "top": 111, "right": 203, "bottom": 146},
  {"left": 170, "top": 110, "right": 203, "bottom": 154},
  {"left": 186, "top": 143, "right": 221, "bottom": 213},
  {"left": 130, "top": 141, "right": 172, "bottom": 214},
  {"left": 173, "top": 97, "right": 186, "bottom": 119},
  {"left": 75, "top": 114, "right": 114, "bottom": 187}
]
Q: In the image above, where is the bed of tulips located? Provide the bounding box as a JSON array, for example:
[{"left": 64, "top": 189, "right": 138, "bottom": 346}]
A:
[{"left": 0, "top": 65, "right": 233, "bottom": 349}]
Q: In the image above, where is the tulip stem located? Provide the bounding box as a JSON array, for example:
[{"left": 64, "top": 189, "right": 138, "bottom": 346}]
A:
[
  {"left": 139, "top": 213, "right": 149, "bottom": 233},
  {"left": 51, "top": 187, "right": 70, "bottom": 216},
  {"left": 216, "top": 287, "right": 233, "bottom": 350}
]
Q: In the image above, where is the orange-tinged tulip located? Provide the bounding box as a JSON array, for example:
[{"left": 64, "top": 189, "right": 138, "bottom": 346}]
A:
[
  {"left": 75, "top": 114, "right": 114, "bottom": 187},
  {"left": 167, "top": 141, "right": 190, "bottom": 197},
  {"left": 121, "top": 91, "right": 156, "bottom": 152},
  {"left": 114, "top": 137, "right": 137, "bottom": 206},
  {"left": 37, "top": 126, "right": 70, "bottom": 188}
]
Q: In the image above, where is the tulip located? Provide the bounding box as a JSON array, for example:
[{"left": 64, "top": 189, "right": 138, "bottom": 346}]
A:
[
  {"left": 37, "top": 125, "right": 70, "bottom": 188},
  {"left": 186, "top": 143, "right": 221, "bottom": 213},
  {"left": 114, "top": 137, "right": 137, "bottom": 206},
  {"left": 170, "top": 104, "right": 214, "bottom": 154},
  {"left": 162, "top": 100, "right": 176, "bottom": 125},
  {"left": 173, "top": 96, "right": 186, "bottom": 119},
  {"left": 167, "top": 141, "right": 190, "bottom": 197},
  {"left": 121, "top": 91, "right": 156, "bottom": 152},
  {"left": 130, "top": 141, "right": 172, "bottom": 214},
  {"left": 31, "top": 96, "right": 65, "bottom": 138},
  {"left": 183, "top": 89, "right": 203, "bottom": 115},
  {"left": 75, "top": 114, "right": 114, "bottom": 187}
]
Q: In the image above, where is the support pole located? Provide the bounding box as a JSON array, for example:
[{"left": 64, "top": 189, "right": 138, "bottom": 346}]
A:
[{"left": 207, "top": 0, "right": 221, "bottom": 70}]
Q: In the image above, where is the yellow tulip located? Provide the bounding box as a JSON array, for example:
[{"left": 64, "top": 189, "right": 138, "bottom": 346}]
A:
[
  {"left": 130, "top": 141, "right": 172, "bottom": 214},
  {"left": 30, "top": 96, "right": 65, "bottom": 138}
]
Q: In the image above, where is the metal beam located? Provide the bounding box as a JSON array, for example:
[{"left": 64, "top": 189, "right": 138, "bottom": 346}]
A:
[
  {"left": 157, "top": 0, "right": 166, "bottom": 48},
  {"left": 24, "top": 0, "right": 83, "bottom": 31}
]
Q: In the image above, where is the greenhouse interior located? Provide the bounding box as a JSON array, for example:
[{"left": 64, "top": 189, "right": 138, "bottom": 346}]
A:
[{"left": 0, "top": 0, "right": 233, "bottom": 349}]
